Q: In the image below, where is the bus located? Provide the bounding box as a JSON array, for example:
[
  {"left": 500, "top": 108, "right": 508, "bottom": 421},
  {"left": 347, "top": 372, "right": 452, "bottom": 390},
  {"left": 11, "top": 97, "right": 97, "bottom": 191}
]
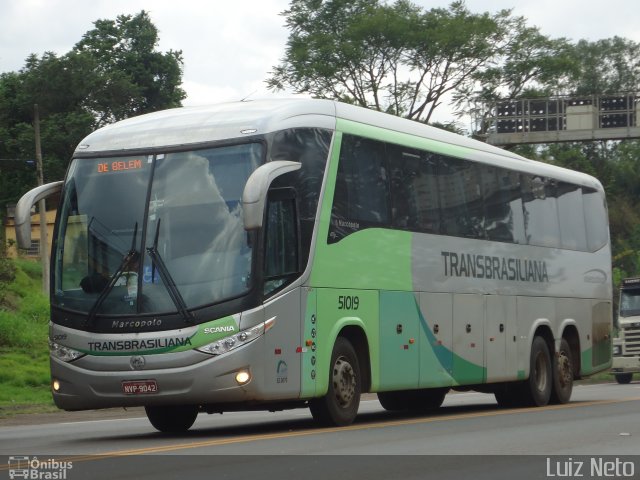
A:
[{"left": 15, "top": 99, "right": 612, "bottom": 432}]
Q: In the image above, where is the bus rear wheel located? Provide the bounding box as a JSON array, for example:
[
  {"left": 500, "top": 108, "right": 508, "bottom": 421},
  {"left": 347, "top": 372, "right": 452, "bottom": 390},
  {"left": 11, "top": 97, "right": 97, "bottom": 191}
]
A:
[
  {"left": 550, "top": 338, "right": 573, "bottom": 404},
  {"left": 520, "top": 336, "right": 552, "bottom": 407},
  {"left": 309, "top": 337, "right": 361, "bottom": 426},
  {"left": 145, "top": 405, "right": 198, "bottom": 433}
]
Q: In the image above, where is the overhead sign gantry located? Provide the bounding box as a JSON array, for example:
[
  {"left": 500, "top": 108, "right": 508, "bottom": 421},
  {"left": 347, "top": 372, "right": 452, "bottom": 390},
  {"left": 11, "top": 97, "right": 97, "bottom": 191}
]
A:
[{"left": 483, "top": 93, "right": 640, "bottom": 146}]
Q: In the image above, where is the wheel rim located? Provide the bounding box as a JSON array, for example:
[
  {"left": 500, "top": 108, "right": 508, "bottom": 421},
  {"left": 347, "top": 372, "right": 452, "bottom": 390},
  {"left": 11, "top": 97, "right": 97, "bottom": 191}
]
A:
[
  {"left": 557, "top": 350, "right": 572, "bottom": 387},
  {"left": 534, "top": 350, "right": 548, "bottom": 393},
  {"left": 332, "top": 355, "right": 356, "bottom": 407}
]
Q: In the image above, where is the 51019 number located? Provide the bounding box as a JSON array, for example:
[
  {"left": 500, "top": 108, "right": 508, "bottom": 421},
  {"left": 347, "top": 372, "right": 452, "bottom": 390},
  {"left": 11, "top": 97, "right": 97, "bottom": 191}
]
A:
[{"left": 338, "top": 295, "right": 359, "bottom": 310}]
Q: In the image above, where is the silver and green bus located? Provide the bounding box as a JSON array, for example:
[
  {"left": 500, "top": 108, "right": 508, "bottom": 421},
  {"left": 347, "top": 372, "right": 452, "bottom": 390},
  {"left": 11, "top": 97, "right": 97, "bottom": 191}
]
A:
[{"left": 15, "top": 99, "right": 612, "bottom": 432}]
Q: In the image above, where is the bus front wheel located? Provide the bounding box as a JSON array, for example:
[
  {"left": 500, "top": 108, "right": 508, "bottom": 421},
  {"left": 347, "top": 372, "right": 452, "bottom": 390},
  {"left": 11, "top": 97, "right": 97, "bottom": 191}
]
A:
[
  {"left": 309, "top": 337, "right": 361, "bottom": 426},
  {"left": 145, "top": 405, "right": 198, "bottom": 433}
]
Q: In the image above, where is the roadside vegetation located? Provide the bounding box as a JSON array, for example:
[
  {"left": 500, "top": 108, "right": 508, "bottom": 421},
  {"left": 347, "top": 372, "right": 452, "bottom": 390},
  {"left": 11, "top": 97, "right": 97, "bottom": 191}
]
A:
[{"left": 0, "top": 253, "right": 55, "bottom": 416}]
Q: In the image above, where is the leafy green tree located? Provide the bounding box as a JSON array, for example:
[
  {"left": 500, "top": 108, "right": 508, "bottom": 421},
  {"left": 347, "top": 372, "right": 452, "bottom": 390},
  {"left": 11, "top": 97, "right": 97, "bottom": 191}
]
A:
[
  {"left": 74, "top": 11, "right": 185, "bottom": 125},
  {"left": 570, "top": 37, "right": 640, "bottom": 95},
  {"left": 457, "top": 22, "right": 577, "bottom": 134},
  {"left": 269, "top": 0, "right": 515, "bottom": 123},
  {"left": 0, "top": 10, "right": 185, "bottom": 209}
]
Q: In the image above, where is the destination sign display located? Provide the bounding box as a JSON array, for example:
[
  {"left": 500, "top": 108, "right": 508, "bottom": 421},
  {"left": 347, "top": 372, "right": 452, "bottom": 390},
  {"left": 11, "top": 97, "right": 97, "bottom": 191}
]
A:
[{"left": 97, "top": 159, "right": 143, "bottom": 173}]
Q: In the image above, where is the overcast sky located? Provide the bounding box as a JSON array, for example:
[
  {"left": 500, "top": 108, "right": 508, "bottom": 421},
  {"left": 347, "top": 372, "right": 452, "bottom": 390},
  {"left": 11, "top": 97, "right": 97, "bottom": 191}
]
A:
[{"left": 1, "top": 0, "right": 638, "bottom": 124}]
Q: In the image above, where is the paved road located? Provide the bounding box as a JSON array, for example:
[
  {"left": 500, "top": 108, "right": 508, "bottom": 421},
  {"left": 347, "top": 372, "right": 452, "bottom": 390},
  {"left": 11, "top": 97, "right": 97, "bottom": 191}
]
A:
[{"left": 1, "top": 382, "right": 639, "bottom": 480}]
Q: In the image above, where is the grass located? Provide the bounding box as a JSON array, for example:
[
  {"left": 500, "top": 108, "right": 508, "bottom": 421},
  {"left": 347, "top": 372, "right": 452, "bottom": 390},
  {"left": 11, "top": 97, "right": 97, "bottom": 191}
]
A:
[{"left": 0, "top": 258, "right": 55, "bottom": 417}]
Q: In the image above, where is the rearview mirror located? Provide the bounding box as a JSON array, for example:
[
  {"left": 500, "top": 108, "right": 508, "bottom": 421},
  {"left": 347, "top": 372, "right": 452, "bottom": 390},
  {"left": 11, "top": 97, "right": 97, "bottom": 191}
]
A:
[
  {"left": 242, "top": 161, "right": 301, "bottom": 230},
  {"left": 15, "top": 181, "right": 63, "bottom": 249}
]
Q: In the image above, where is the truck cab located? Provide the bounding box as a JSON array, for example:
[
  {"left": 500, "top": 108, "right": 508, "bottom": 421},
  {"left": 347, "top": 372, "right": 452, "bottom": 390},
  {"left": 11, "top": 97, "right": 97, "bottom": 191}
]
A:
[{"left": 612, "top": 277, "right": 640, "bottom": 383}]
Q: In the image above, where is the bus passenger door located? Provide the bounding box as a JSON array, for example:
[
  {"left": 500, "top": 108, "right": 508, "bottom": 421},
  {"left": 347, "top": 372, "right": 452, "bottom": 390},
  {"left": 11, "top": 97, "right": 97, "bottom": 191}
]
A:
[
  {"left": 485, "top": 295, "right": 517, "bottom": 382},
  {"left": 418, "top": 292, "right": 453, "bottom": 387},
  {"left": 379, "top": 291, "right": 420, "bottom": 390},
  {"left": 452, "top": 294, "right": 485, "bottom": 385}
]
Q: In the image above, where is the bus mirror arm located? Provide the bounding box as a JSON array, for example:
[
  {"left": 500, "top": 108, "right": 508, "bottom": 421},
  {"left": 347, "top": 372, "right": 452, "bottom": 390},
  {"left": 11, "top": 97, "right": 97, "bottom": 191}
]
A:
[
  {"left": 14, "top": 181, "right": 64, "bottom": 249},
  {"left": 242, "top": 160, "right": 301, "bottom": 230}
]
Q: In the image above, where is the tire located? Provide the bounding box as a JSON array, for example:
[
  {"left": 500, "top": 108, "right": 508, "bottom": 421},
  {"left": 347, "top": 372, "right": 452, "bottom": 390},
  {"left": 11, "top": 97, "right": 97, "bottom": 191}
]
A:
[
  {"left": 378, "top": 389, "right": 447, "bottom": 412},
  {"left": 145, "top": 405, "right": 198, "bottom": 433},
  {"left": 615, "top": 373, "right": 633, "bottom": 384},
  {"left": 309, "top": 337, "right": 361, "bottom": 426},
  {"left": 520, "top": 336, "right": 552, "bottom": 407},
  {"left": 550, "top": 338, "right": 573, "bottom": 404}
]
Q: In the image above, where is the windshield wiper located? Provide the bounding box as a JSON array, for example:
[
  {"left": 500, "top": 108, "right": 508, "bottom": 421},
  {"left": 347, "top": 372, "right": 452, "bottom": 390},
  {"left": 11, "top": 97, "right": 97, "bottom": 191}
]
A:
[
  {"left": 146, "top": 218, "right": 196, "bottom": 324},
  {"left": 86, "top": 223, "right": 140, "bottom": 327}
]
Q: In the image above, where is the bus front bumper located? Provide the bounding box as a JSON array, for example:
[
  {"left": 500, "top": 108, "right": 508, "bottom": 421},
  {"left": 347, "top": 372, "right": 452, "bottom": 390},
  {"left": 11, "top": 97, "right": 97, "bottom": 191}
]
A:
[{"left": 50, "top": 341, "right": 271, "bottom": 411}]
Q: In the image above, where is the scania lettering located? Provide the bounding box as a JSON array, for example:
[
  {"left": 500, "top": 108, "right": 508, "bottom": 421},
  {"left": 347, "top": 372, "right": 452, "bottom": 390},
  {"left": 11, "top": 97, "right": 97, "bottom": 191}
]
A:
[
  {"left": 204, "top": 326, "right": 236, "bottom": 334},
  {"left": 15, "top": 99, "right": 612, "bottom": 433}
]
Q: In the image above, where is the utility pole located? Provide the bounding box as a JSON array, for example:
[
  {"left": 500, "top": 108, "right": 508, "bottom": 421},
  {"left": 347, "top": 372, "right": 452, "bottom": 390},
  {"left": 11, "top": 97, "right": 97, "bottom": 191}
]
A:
[{"left": 34, "top": 104, "right": 49, "bottom": 294}]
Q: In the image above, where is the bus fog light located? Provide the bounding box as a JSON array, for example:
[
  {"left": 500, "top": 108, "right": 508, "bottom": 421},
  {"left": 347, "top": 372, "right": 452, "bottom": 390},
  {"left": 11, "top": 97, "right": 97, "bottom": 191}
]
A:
[
  {"left": 52, "top": 379, "right": 61, "bottom": 392},
  {"left": 235, "top": 370, "right": 251, "bottom": 385}
]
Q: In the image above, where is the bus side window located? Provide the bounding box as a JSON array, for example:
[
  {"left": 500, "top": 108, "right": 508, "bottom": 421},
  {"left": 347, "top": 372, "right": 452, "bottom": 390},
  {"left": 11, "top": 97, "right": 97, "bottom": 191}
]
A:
[
  {"left": 483, "top": 166, "right": 512, "bottom": 242},
  {"left": 329, "top": 135, "right": 390, "bottom": 243},
  {"left": 557, "top": 182, "right": 587, "bottom": 250},
  {"left": 583, "top": 187, "right": 608, "bottom": 252},
  {"left": 264, "top": 190, "right": 299, "bottom": 296},
  {"left": 522, "top": 175, "right": 561, "bottom": 248},
  {"left": 438, "top": 156, "right": 484, "bottom": 239},
  {"left": 482, "top": 167, "right": 526, "bottom": 244},
  {"left": 388, "top": 146, "right": 440, "bottom": 234}
]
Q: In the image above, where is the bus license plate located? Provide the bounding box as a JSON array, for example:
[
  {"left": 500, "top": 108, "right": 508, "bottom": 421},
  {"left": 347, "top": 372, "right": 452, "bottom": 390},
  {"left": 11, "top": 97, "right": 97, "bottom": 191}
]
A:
[{"left": 122, "top": 379, "right": 158, "bottom": 395}]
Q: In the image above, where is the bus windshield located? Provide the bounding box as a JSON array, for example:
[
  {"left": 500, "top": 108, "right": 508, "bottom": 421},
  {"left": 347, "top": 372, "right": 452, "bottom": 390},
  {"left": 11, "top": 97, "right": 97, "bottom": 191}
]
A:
[{"left": 53, "top": 143, "right": 263, "bottom": 317}]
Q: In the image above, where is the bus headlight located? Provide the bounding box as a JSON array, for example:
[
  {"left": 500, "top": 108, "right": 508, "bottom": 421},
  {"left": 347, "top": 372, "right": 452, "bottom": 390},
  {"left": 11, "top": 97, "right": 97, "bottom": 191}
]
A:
[
  {"left": 197, "top": 317, "right": 275, "bottom": 356},
  {"left": 613, "top": 344, "right": 622, "bottom": 356},
  {"left": 49, "top": 340, "right": 85, "bottom": 362}
]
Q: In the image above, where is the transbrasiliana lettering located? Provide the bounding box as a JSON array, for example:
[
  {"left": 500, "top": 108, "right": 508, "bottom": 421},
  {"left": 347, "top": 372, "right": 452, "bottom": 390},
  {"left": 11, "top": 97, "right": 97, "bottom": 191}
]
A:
[
  {"left": 88, "top": 337, "right": 192, "bottom": 352},
  {"left": 441, "top": 251, "right": 549, "bottom": 283}
]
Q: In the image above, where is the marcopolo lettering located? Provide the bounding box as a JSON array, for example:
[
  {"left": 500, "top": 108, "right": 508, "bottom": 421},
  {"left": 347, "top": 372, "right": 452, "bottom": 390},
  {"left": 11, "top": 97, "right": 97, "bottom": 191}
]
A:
[
  {"left": 112, "top": 319, "right": 162, "bottom": 329},
  {"left": 88, "top": 336, "right": 192, "bottom": 352},
  {"left": 441, "top": 251, "right": 549, "bottom": 283}
]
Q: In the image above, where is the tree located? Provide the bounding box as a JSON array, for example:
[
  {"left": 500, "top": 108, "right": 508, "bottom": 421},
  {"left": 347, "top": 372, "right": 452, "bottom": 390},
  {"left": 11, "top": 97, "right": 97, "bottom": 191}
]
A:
[
  {"left": 456, "top": 21, "right": 577, "bottom": 135},
  {"left": 268, "top": 0, "right": 515, "bottom": 123},
  {"left": 570, "top": 37, "right": 640, "bottom": 95},
  {"left": 0, "top": 11, "right": 185, "bottom": 208},
  {"left": 74, "top": 11, "right": 185, "bottom": 126}
]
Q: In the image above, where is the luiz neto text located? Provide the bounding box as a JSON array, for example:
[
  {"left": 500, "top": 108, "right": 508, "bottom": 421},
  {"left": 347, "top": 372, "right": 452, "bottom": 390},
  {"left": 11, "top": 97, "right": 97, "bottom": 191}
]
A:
[{"left": 546, "top": 457, "right": 635, "bottom": 477}]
